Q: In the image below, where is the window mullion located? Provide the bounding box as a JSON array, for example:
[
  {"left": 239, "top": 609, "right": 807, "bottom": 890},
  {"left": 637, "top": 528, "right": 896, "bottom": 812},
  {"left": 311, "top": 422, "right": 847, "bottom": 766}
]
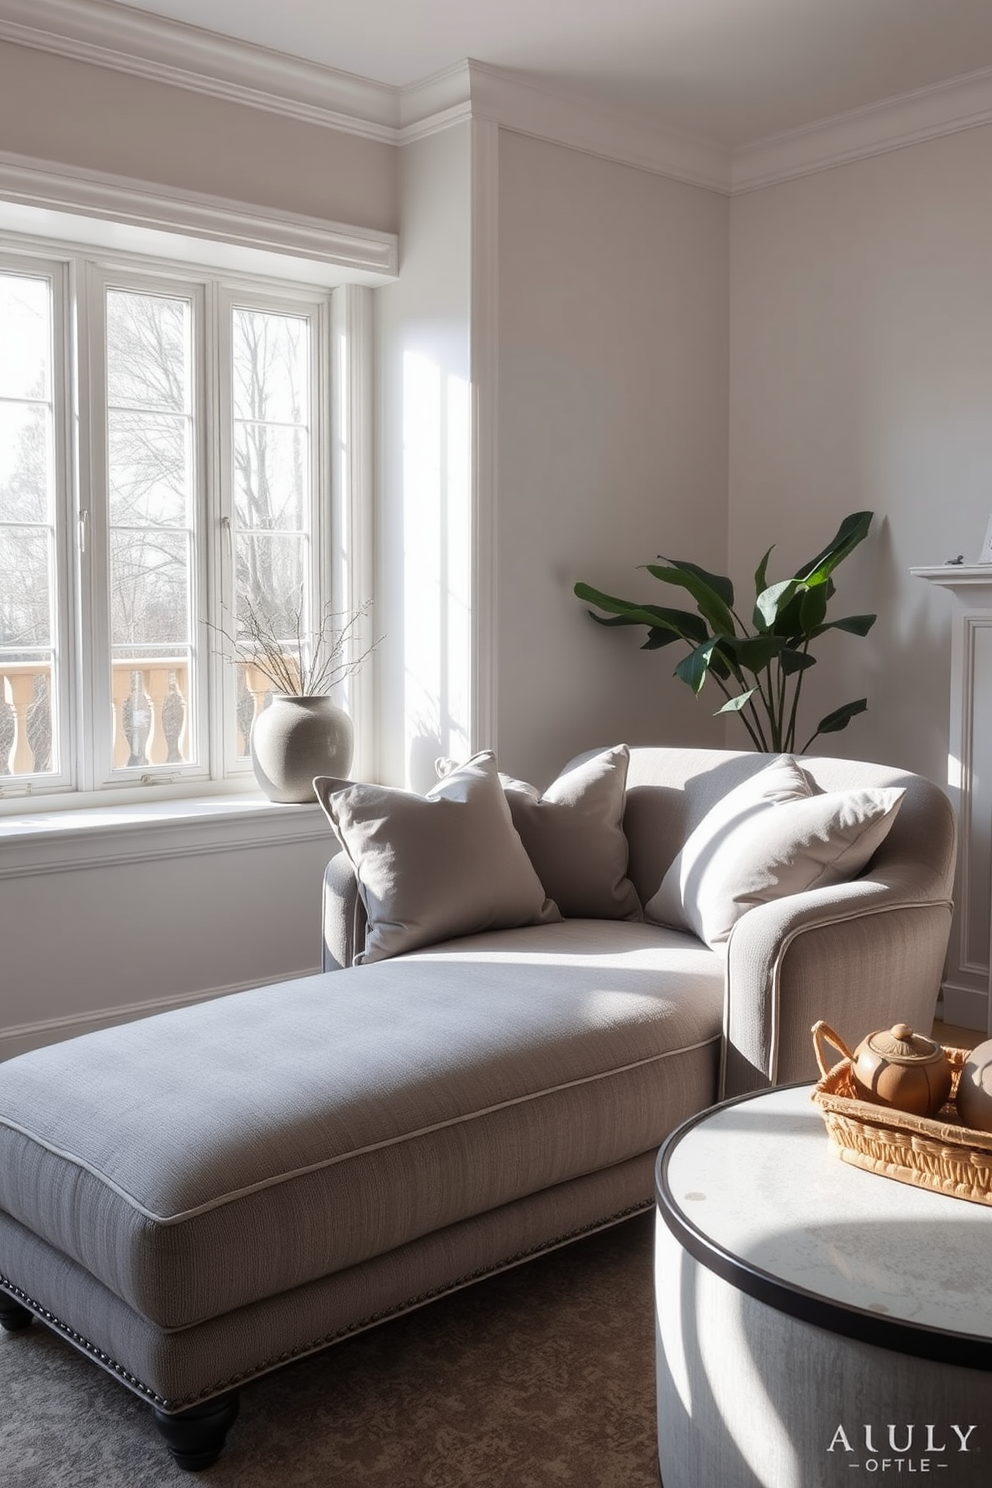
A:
[
  {"left": 75, "top": 259, "right": 110, "bottom": 793},
  {"left": 209, "top": 282, "right": 236, "bottom": 781}
]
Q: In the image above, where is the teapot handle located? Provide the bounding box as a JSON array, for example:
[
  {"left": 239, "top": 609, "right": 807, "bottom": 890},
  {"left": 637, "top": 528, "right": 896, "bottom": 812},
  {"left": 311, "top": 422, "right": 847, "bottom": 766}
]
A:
[{"left": 811, "top": 1019, "right": 855, "bottom": 1079}]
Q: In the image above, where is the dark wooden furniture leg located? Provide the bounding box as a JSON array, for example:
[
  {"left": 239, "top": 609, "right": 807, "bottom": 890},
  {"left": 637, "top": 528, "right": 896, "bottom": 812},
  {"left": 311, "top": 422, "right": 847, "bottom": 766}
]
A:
[
  {"left": 0, "top": 1295, "right": 33, "bottom": 1331},
  {"left": 153, "top": 1392, "right": 241, "bottom": 1472}
]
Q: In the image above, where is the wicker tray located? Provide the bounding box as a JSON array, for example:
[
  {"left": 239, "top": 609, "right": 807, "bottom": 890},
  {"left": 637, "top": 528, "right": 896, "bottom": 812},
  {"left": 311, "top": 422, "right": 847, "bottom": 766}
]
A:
[{"left": 811, "top": 1020, "right": 992, "bottom": 1206}]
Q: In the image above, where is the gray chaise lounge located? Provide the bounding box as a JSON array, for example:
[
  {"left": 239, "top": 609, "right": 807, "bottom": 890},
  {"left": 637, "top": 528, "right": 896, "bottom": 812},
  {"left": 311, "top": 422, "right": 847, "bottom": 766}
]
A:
[{"left": 0, "top": 747, "right": 956, "bottom": 1469}]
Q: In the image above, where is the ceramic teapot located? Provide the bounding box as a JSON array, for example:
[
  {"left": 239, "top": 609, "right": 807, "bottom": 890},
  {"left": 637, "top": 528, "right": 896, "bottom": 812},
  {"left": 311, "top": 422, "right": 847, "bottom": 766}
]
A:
[{"left": 850, "top": 1022, "right": 952, "bottom": 1118}]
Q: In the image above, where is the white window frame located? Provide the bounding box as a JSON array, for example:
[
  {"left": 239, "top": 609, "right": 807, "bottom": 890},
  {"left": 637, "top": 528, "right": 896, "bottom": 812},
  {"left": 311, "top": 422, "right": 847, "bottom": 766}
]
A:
[
  {"left": 214, "top": 282, "right": 333, "bottom": 783},
  {"left": 0, "top": 228, "right": 374, "bottom": 818}
]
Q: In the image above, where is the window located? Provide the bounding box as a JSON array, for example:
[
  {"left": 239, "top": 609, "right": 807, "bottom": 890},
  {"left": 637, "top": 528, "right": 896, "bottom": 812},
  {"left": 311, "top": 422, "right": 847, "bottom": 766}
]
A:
[{"left": 0, "top": 245, "right": 340, "bottom": 804}]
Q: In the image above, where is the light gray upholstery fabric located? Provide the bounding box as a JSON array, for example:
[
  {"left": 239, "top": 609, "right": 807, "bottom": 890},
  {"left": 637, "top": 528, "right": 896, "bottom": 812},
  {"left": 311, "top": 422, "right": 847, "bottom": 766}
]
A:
[
  {"left": 501, "top": 744, "right": 642, "bottom": 921},
  {"left": 0, "top": 923, "right": 722, "bottom": 1331},
  {"left": 314, "top": 751, "right": 559, "bottom": 963},
  {"left": 0, "top": 1150, "right": 662, "bottom": 1409}
]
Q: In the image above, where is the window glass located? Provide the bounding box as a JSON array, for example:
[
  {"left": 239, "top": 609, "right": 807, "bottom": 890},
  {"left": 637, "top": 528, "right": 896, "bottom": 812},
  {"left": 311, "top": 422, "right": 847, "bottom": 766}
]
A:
[
  {"left": 231, "top": 306, "right": 313, "bottom": 755},
  {"left": 0, "top": 270, "right": 58, "bottom": 779},
  {"left": 106, "top": 288, "right": 196, "bottom": 770}
]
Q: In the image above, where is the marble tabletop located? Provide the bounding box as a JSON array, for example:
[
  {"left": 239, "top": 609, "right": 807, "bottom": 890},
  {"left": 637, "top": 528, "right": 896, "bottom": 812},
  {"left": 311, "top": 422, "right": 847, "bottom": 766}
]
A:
[{"left": 656, "top": 1083, "right": 992, "bottom": 1353}]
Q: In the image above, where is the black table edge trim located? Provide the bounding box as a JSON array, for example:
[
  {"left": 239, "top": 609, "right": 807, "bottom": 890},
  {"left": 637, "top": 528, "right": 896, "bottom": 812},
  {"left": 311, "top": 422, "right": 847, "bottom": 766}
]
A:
[{"left": 655, "top": 1082, "right": 992, "bottom": 1373}]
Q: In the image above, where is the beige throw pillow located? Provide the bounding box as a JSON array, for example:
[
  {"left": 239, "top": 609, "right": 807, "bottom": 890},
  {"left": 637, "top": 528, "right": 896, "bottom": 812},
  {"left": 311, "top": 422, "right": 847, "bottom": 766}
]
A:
[
  {"left": 314, "top": 752, "right": 560, "bottom": 964},
  {"left": 499, "top": 745, "right": 642, "bottom": 920},
  {"left": 646, "top": 759, "right": 904, "bottom": 949}
]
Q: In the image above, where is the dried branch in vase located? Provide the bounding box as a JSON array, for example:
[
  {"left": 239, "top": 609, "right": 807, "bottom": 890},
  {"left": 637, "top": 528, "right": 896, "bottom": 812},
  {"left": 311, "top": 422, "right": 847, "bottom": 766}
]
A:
[{"left": 206, "top": 595, "right": 381, "bottom": 697}]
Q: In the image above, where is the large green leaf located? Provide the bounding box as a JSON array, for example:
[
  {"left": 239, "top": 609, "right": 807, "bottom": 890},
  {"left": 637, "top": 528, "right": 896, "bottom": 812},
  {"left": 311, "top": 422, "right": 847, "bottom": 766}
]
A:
[
  {"left": 722, "top": 633, "right": 787, "bottom": 673},
  {"left": 811, "top": 613, "right": 877, "bottom": 638},
  {"left": 753, "top": 545, "right": 774, "bottom": 600},
  {"left": 642, "top": 627, "right": 683, "bottom": 650},
  {"left": 779, "top": 647, "right": 816, "bottom": 676},
  {"left": 793, "top": 512, "right": 873, "bottom": 586},
  {"left": 645, "top": 562, "right": 737, "bottom": 638},
  {"left": 717, "top": 689, "right": 758, "bottom": 715},
  {"left": 674, "top": 637, "right": 722, "bottom": 694},
  {"left": 705, "top": 640, "right": 734, "bottom": 681},
  {"left": 754, "top": 579, "right": 799, "bottom": 632},
  {"left": 767, "top": 587, "right": 808, "bottom": 640},
  {"left": 573, "top": 583, "right": 692, "bottom": 633},
  {"left": 799, "top": 584, "right": 829, "bottom": 633},
  {"left": 653, "top": 558, "right": 735, "bottom": 607},
  {"left": 811, "top": 697, "right": 868, "bottom": 736}
]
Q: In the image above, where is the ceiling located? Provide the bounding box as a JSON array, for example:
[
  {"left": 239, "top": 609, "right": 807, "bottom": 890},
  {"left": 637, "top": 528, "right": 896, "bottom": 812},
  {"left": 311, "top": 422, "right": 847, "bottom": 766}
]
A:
[{"left": 101, "top": 0, "right": 992, "bottom": 149}]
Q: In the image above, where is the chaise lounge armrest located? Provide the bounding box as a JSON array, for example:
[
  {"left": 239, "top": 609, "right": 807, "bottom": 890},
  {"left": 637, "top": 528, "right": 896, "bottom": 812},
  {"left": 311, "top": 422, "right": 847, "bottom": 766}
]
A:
[
  {"left": 322, "top": 850, "right": 366, "bottom": 971},
  {"left": 721, "top": 873, "right": 954, "bottom": 1099}
]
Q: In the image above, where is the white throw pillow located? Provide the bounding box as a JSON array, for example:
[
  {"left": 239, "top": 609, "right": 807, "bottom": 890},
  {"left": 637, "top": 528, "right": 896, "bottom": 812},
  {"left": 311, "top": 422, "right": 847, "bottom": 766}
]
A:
[
  {"left": 645, "top": 754, "right": 813, "bottom": 938},
  {"left": 646, "top": 762, "right": 904, "bottom": 949},
  {"left": 314, "top": 751, "right": 560, "bottom": 964}
]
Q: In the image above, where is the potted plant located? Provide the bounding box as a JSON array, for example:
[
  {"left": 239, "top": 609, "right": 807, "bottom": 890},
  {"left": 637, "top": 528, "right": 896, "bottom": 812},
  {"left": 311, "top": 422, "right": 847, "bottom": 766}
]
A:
[
  {"left": 574, "top": 511, "right": 876, "bottom": 754},
  {"left": 210, "top": 593, "right": 380, "bottom": 802}
]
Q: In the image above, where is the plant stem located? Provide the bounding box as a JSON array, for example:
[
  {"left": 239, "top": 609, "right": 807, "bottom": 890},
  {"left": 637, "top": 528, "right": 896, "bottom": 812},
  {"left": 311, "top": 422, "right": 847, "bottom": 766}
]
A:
[
  {"left": 706, "top": 666, "right": 767, "bottom": 751},
  {"left": 784, "top": 641, "right": 811, "bottom": 754}
]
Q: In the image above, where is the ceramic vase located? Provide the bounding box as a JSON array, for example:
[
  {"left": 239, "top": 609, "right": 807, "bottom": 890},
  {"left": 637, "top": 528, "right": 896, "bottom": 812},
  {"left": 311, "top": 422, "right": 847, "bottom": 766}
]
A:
[{"left": 250, "top": 694, "right": 354, "bottom": 803}]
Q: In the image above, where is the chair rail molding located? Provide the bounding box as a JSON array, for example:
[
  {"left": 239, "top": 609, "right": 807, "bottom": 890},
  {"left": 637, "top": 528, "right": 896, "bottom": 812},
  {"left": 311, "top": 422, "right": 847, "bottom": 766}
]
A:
[{"left": 913, "top": 564, "right": 992, "bottom": 1032}]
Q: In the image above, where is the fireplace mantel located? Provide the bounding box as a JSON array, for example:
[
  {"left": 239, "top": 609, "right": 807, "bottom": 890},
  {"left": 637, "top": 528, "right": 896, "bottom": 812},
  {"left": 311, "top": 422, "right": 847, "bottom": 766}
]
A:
[{"left": 912, "top": 565, "right": 992, "bottom": 1032}]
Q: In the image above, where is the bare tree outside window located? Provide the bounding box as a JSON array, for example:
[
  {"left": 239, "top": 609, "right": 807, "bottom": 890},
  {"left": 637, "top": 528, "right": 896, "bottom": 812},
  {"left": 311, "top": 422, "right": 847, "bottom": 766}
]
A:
[
  {"left": 231, "top": 306, "right": 314, "bottom": 756},
  {"left": 106, "top": 288, "right": 195, "bottom": 767},
  {"left": 0, "top": 272, "right": 57, "bottom": 777}
]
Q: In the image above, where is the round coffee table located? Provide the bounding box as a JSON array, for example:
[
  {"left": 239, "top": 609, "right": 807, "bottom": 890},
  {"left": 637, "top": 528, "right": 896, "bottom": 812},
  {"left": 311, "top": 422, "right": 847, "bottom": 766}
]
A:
[{"left": 654, "top": 1083, "right": 992, "bottom": 1488}]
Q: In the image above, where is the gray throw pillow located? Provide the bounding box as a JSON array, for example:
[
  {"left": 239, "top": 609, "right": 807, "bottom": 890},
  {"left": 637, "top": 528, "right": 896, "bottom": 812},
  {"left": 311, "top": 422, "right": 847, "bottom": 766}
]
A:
[
  {"left": 646, "top": 754, "right": 904, "bottom": 949},
  {"left": 499, "top": 745, "right": 642, "bottom": 920},
  {"left": 314, "top": 751, "right": 560, "bottom": 964}
]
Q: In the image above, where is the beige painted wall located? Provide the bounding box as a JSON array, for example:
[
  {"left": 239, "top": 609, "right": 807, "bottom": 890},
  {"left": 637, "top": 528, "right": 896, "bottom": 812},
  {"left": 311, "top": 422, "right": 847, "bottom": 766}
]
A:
[
  {"left": 0, "top": 40, "right": 397, "bottom": 232},
  {"left": 729, "top": 124, "right": 992, "bottom": 783},
  {"left": 495, "top": 131, "right": 731, "bottom": 785}
]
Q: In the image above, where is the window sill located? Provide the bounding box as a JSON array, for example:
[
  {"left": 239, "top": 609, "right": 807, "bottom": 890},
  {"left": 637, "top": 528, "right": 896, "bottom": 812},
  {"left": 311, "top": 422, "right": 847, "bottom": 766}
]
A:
[{"left": 0, "top": 792, "right": 333, "bottom": 879}]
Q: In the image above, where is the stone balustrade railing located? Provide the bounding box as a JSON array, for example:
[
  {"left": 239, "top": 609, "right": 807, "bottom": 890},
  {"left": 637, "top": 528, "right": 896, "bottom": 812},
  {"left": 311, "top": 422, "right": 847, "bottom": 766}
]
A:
[{"left": 0, "top": 659, "right": 279, "bottom": 777}]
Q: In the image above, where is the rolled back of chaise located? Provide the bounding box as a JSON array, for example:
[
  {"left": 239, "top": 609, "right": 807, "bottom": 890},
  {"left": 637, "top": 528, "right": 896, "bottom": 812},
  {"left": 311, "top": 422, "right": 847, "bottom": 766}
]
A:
[{"left": 619, "top": 746, "right": 956, "bottom": 917}]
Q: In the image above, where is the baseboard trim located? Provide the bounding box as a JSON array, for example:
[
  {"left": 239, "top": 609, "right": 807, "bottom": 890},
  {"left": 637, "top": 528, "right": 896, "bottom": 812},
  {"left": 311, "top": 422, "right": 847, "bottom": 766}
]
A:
[
  {"left": 939, "top": 981, "right": 989, "bottom": 1034},
  {"left": 0, "top": 967, "right": 321, "bottom": 1061}
]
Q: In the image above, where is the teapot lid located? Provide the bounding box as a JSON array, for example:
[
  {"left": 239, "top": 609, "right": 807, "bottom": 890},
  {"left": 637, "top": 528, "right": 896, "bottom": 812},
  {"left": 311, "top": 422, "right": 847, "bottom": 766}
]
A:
[{"left": 864, "top": 1023, "right": 943, "bottom": 1066}]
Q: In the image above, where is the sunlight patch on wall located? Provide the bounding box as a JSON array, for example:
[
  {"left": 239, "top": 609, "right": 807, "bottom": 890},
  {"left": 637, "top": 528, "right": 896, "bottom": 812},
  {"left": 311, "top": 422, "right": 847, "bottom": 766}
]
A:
[{"left": 402, "top": 350, "right": 471, "bottom": 789}]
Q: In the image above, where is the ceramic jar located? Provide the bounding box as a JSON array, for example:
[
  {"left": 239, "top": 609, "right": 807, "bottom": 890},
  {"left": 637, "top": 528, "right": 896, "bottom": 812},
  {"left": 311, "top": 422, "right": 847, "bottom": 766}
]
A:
[
  {"left": 956, "top": 1038, "right": 992, "bottom": 1132},
  {"left": 850, "top": 1022, "right": 952, "bottom": 1118},
  {"left": 250, "top": 694, "right": 354, "bottom": 804}
]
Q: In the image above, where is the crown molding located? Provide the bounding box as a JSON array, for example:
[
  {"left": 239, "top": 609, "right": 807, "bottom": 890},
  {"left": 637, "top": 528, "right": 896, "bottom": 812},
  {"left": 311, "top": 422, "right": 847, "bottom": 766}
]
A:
[
  {"left": 0, "top": 149, "right": 399, "bottom": 279},
  {"left": 397, "top": 60, "right": 732, "bottom": 190},
  {"left": 460, "top": 62, "right": 733, "bottom": 193},
  {"left": 732, "top": 64, "right": 992, "bottom": 193},
  {"left": 0, "top": 0, "right": 399, "bottom": 141},
  {"left": 398, "top": 60, "right": 474, "bottom": 143},
  {"left": 6, "top": 1, "right": 992, "bottom": 197}
]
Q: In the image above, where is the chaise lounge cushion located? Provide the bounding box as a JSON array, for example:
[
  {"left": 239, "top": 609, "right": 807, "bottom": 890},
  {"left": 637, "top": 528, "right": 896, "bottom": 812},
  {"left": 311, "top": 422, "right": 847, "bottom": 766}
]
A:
[{"left": 0, "top": 921, "right": 723, "bottom": 1332}]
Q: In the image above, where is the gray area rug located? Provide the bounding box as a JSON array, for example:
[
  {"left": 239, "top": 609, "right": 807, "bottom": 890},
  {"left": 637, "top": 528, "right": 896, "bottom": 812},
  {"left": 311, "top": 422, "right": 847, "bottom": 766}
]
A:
[{"left": 0, "top": 1213, "right": 658, "bottom": 1487}]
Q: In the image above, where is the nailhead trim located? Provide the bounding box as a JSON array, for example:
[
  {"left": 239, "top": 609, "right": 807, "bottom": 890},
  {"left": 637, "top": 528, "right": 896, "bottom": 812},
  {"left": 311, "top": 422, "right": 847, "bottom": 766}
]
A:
[{"left": 0, "top": 1199, "right": 653, "bottom": 1412}]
